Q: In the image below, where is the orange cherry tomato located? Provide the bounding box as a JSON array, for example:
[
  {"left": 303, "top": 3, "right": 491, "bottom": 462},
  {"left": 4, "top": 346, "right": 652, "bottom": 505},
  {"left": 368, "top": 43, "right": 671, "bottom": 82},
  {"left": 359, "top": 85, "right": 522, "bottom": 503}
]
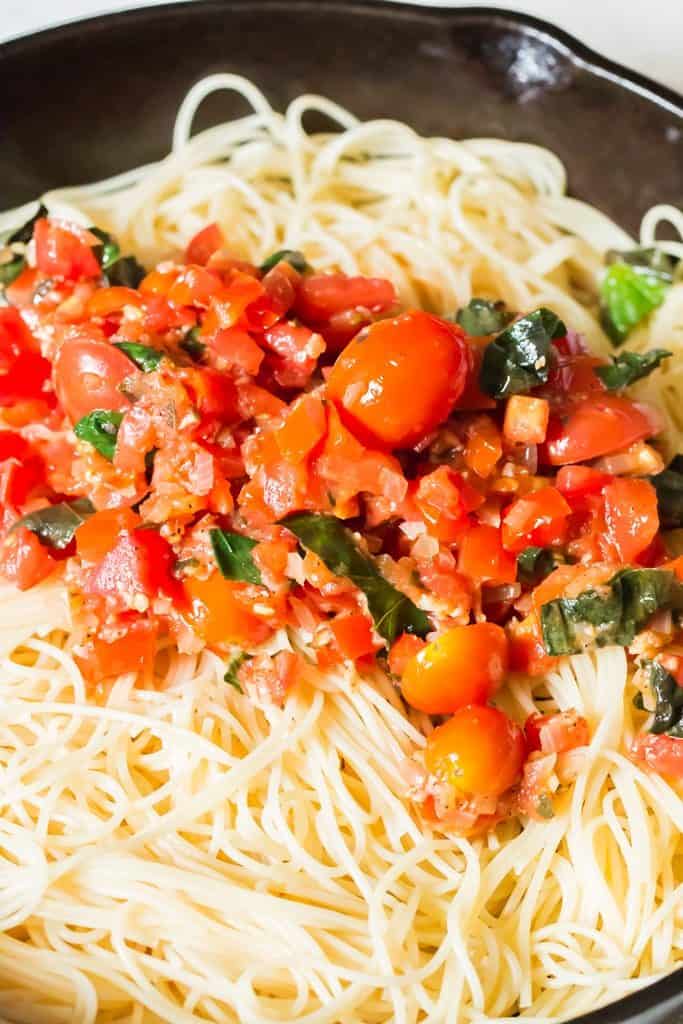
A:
[
  {"left": 543, "top": 395, "right": 657, "bottom": 465},
  {"left": 425, "top": 704, "right": 526, "bottom": 797},
  {"left": 457, "top": 524, "right": 517, "bottom": 584},
  {"left": 327, "top": 311, "right": 469, "bottom": 449},
  {"left": 603, "top": 477, "right": 659, "bottom": 564},
  {"left": 184, "top": 573, "right": 271, "bottom": 647},
  {"left": 501, "top": 486, "right": 571, "bottom": 553},
  {"left": 401, "top": 623, "right": 508, "bottom": 714},
  {"left": 54, "top": 335, "right": 137, "bottom": 423},
  {"left": 76, "top": 508, "right": 142, "bottom": 564}
]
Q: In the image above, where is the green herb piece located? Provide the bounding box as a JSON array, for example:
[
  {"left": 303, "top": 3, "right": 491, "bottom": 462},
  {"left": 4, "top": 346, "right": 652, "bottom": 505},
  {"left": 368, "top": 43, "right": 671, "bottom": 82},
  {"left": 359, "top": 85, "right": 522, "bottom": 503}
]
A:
[
  {"left": 281, "top": 512, "right": 431, "bottom": 645},
  {"left": 113, "top": 342, "right": 164, "bottom": 373},
  {"left": 260, "top": 249, "right": 309, "bottom": 274},
  {"left": 210, "top": 529, "right": 262, "bottom": 584},
  {"left": 650, "top": 456, "right": 683, "bottom": 529},
  {"left": 5, "top": 203, "right": 48, "bottom": 245},
  {"left": 173, "top": 556, "right": 199, "bottom": 578},
  {"left": 224, "top": 652, "right": 250, "bottom": 692},
  {"left": 640, "top": 660, "right": 683, "bottom": 737},
  {"left": 600, "top": 262, "right": 671, "bottom": 345},
  {"left": 180, "top": 326, "right": 205, "bottom": 361},
  {"left": 106, "top": 255, "right": 146, "bottom": 288},
  {"left": 595, "top": 348, "right": 671, "bottom": 390},
  {"left": 74, "top": 410, "right": 124, "bottom": 461},
  {"left": 0, "top": 254, "right": 25, "bottom": 287},
  {"left": 540, "top": 567, "right": 683, "bottom": 657},
  {"left": 90, "top": 227, "right": 121, "bottom": 270},
  {"left": 605, "top": 247, "right": 676, "bottom": 280},
  {"left": 536, "top": 794, "right": 555, "bottom": 819},
  {"left": 517, "top": 546, "right": 557, "bottom": 587},
  {"left": 455, "top": 298, "right": 512, "bottom": 336},
  {"left": 0, "top": 203, "right": 48, "bottom": 290},
  {"left": 479, "top": 307, "right": 565, "bottom": 398},
  {"left": 12, "top": 497, "right": 94, "bottom": 550}
]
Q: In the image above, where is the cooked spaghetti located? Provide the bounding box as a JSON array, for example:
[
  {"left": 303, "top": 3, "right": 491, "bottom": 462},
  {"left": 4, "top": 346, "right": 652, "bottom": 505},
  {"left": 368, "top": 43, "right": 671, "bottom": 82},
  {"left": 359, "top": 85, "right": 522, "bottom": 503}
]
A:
[{"left": 0, "top": 75, "right": 681, "bottom": 1024}]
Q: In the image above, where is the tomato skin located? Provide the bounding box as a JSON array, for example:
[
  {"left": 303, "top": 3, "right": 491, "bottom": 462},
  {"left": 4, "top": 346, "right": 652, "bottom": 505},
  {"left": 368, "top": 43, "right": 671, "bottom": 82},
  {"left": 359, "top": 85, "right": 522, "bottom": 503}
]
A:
[
  {"left": 501, "top": 486, "right": 571, "bottom": 553},
  {"left": 603, "top": 477, "right": 659, "bottom": 563},
  {"left": 275, "top": 395, "right": 327, "bottom": 463},
  {"left": 425, "top": 704, "right": 526, "bottom": 797},
  {"left": 0, "top": 308, "right": 52, "bottom": 407},
  {"left": 457, "top": 524, "right": 517, "bottom": 584},
  {"left": 543, "top": 396, "right": 657, "bottom": 465},
  {"left": 295, "top": 273, "right": 396, "bottom": 323},
  {"left": 86, "top": 287, "right": 142, "bottom": 318},
  {"left": 185, "top": 223, "right": 225, "bottom": 266},
  {"left": 167, "top": 266, "right": 224, "bottom": 308},
  {"left": 34, "top": 218, "right": 101, "bottom": 280},
  {"left": 54, "top": 335, "right": 137, "bottom": 423},
  {"left": 401, "top": 623, "right": 509, "bottom": 714},
  {"left": 76, "top": 508, "right": 142, "bottom": 564},
  {"left": 327, "top": 312, "right": 469, "bottom": 449},
  {"left": 556, "top": 465, "right": 611, "bottom": 504},
  {"left": 184, "top": 572, "right": 271, "bottom": 647},
  {"left": 0, "top": 526, "right": 56, "bottom": 590}
]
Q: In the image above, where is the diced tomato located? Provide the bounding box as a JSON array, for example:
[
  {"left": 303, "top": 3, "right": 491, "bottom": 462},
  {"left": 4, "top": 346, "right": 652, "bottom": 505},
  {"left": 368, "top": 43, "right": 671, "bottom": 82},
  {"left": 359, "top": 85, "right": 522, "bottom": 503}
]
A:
[
  {"left": 184, "top": 572, "right": 272, "bottom": 646},
  {"left": 76, "top": 508, "right": 142, "bottom": 564},
  {"left": 190, "top": 368, "right": 240, "bottom": 424},
  {"left": 238, "top": 650, "right": 301, "bottom": 704},
  {"left": 54, "top": 333, "right": 136, "bottom": 422},
  {"left": 201, "top": 272, "right": 265, "bottom": 331},
  {"left": 262, "top": 321, "right": 325, "bottom": 387},
  {"left": 524, "top": 711, "right": 589, "bottom": 754},
  {"left": 238, "top": 382, "right": 287, "bottom": 420},
  {"left": 4, "top": 266, "right": 40, "bottom": 307},
  {"left": 631, "top": 733, "right": 683, "bottom": 779},
  {"left": 388, "top": 633, "right": 427, "bottom": 677},
  {"left": 602, "top": 477, "right": 659, "bottom": 564},
  {"left": 463, "top": 415, "right": 502, "bottom": 478},
  {"left": 0, "top": 433, "right": 44, "bottom": 509},
  {"left": 556, "top": 465, "right": 612, "bottom": 504},
  {"left": 501, "top": 486, "right": 571, "bottom": 553},
  {"left": 207, "top": 327, "right": 264, "bottom": 376},
  {"left": 75, "top": 618, "right": 158, "bottom": 682},
  {"left": 543, "top": 395, "right": 657, "bottom": 465},
  {"left": 295, "top": 272, "right": 396, "bottom": 323},
  {"left": 415, "top": 466, "right": 482, "bottom": 543},
  {"left": 0, "top": 526, "right": 56, "bottom": 590},
  {"left": 330, "top": 613, "right": 378, "bottom": 660},
  {"left": 508, "top": 615, "right": 558, "bottom": 676},
  {"left": 185, "top": 223, "right": 225, "bottom": 266},
  {"left": 275, "top": 395, "right": 327, "bottom": 463},
  {"left": 34, "top": 218, "right": 101, "bottom": 280},
  {"left": 458, "top": 524, "right": 517, "bottom": 584},
  {"left": 256, "top": 261, "right": 301, "bottom": 325},
  {"left": 0, "top": 308, "right": 52, "bottom": 407},
  {"left": 85, "top": 528, "right": 178, "bottom": 606},
  {"left": 139, "top": 268, "right": 178, "bottom": 297},
  {"left": 503, "top": 396, "right": 550, "bottom": 445},
  {"left": 86, "top": 287, "right": 143, "bottom": 318}
]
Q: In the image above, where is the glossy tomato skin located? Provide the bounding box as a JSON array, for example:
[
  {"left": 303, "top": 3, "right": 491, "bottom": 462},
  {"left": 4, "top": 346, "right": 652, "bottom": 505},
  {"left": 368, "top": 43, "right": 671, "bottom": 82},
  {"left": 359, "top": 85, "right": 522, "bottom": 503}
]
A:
[
  {"left": 327, "top": 311, "right": 469, "bottom": 449},
  {"left": 543, "top": 395, "right": 657, "bottom": 465},
  {"left": 54, "top": 334, "right": 137, "bottom": 423},
  {"left": 34, "top": 218, "right": 101, "bottom": 280},
  {"left": 501, "top": 486, "right": 571, "bottom": 553},
  {"left": 425, "top": 704, "right": 526, "bottom": 797},
  {"left": 295, "top": 273, "right": 396, "bottom": 323},
  {"left": 401, "top": 622, "right": 508, "bottom": 714},
  {"left": 602, "top": 477, "right": 659, "bottom": 563}
]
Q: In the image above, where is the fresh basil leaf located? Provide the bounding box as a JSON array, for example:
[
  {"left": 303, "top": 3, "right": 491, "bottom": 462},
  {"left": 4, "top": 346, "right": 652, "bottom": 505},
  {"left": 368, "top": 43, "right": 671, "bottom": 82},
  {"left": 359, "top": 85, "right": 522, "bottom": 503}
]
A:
[
  {"left": 281, "top": 512, "right": 431, "bottom": 646},
  {"left": 260, "top": 249, "right": 309, "bottom": 274},
  {"left": 114, "top": 342, "right": 163, "bottom": 373},
  {"left": 517, "top": 546, "right": 557, "bottom": 587},
  {"left": 479, "top": 307, "right": 565, "bottom": 398},
  {"left": 106, "top": 255, "right": 146, "bottom": 289},
  {"left": 12, "top": 497, "right": 94, "bottom": 550},
  {"left": 210, "top": 529, "right": 262, "bottom": 584},
  {"left": 90, "top": 227, "right": 121, "bottom": 270},
  {"left": 595, "top": 348, "right": 671, "bottom": 390},
  {"left": 455, "top": 298, "right": 512, "bottom": 336},
  {"left": 0, "top": 254, "right": 25, "bottom": 287},
  {"left": 0, "top": 204, "right": 49, "bottom": 291},
  {"left": 6, "top": 203, "right": 48, "bottom": 245},
  {"left": 600, "top": 263, "right": 670, "bottom": 345},
  {"left": 74, "top": 410, "right": 124, "bottom": 461},
  {"left": 224, "top": 652, "right": 250, "bottom": 692},
  {"left": 650, "top": 458, "right": 683, "bottom": 529},
  {"left": 640, "top": 660, "right": 683, "bottom": 737},
  {"left": 605, "top": 247, "right": 675, "bottom": 282},
  {"left": 180, "top": 326, "right": 205, "bottom": 361},
  {"left": 540, "top": 567, "right": 683, "bottom": 656}
]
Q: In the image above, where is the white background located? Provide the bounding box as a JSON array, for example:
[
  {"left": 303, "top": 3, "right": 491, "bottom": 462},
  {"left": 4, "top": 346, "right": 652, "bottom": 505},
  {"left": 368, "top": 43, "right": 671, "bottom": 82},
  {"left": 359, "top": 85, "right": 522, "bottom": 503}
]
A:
[{"left": 1, "top": 0, "right": 682, "bottom": 94}]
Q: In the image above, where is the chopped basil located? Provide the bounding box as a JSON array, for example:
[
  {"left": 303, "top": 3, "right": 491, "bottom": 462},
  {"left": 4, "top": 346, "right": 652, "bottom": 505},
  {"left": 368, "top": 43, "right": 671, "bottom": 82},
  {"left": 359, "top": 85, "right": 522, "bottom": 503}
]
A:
[
  {"left": 455, "top": 298, "right": 512, "bottom": 336},
  {"left": 639, "top": 660, "right": 683, "bottom": 737},
  {"left": 479, "top": 307, "right": 565, "bottom": 399},
  {"left": 12, "top": 497, "right": 94, "bottom": 550},
  {"left": 595, "top": 348, "right": 671, "bottom": 390},
  {"left": 650, "top": 456, "right": 683, "bottom": 529},
  {"left": 210, "top": 529, "right": 262, "bottom": 585},
  {"left": 0, "top": 255, "right": 25, "bottom": 287},
  {"left": 540, "top": 567, "right": 683, "bottom": 657},
  {"left": 260, "top": 249, "right": 309, "bottom": 274},
  {"left": 90, "top": 227, "right": 121, "bottom": 270},
  {"left": 5, "top": 203, "right": 48, "bottom": 245},
  {"left": 74, "top": 409, "right": 124, "bottom": 461},
  {"left": 281, "top": 512, "right": 431, "bottom": 645},
  {"left": 224, "top": 652, "right": 250, "bottom": 692},
  {"left": 517, "top": 546, "right": 557, "bottom": 587},
  {"left": 600, "top": 250, "right": 673, "bottom": 345},
  {"left": 0, "top": 203, "right": 48, "bottom": 291},
  {"left": 114, "top": 342, "right": 164, "bottom": 373},
  {"left": 180, "top": 326, "right": 205, "bottom": 361},
  {"left": 90, "top": 226, "right": 145, "bottom": 287}
]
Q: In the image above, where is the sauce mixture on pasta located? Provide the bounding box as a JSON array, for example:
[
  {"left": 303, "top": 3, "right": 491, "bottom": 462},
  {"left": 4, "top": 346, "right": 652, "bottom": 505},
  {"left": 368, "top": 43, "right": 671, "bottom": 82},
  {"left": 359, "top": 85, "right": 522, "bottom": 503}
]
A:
[{"left": 0, "top": 75, "right": 681, "bottom": 1024}]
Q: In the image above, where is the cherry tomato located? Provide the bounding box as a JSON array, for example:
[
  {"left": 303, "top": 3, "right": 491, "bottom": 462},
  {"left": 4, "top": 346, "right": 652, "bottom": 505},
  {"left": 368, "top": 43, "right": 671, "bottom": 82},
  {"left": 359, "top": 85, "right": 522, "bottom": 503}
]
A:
[
  {"left": 34, "top": 218, "right": 101, "bottom": 280},
  {"left": 327, "top": 311, "right": 469, "bottom": 449},
  {"left": 184, "top": 572, "right": 271, "bottom": 647},
  {"left": 425, "top": 704, "right": 526, "bottom": 797},
  {"left": 543, "top": 395, "right": 657, "bottom": 465},
  {"left": 501, "top": 486, "right": 571, "bottom": 553},
  {"left": 185, "top": 223, "right": 225, "bottom": 265},
  {"left": 401, "top": 623, "right": 509, "bottom": 714},
  {"left": 0, "top": 526, "right": 56, "bottom": 590},
  {"left": 295, "top": 273, "right": 396, "bottom": 323},
  {"left": 54, "top": 335, "right": 137, "bottom": 423},
  {"left": 603, "top": 477, "right": 659, "bottom": 563}
]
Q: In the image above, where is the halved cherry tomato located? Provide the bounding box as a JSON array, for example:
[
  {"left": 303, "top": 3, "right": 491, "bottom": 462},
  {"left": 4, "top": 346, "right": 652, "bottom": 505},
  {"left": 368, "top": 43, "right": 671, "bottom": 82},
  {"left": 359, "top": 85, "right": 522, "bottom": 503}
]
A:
[
  {"left": 0, "top": 526, "right": 56, "bottom": 590},
  {"left": 185, "top": 223, "right": 225, "bottom": 266},
  {"left": 401, "top": 623, "right": 508, "bottom": 714},
  {"left": 54, "top": 334, "right": 137, "bottom": 422},
  {"left": 501, "top": 486, "right": 571, "bottom": 553},
  {"left": 184, "top": 572, "right": 271, "bottom": 646},
  {"left": 75, "top": 618, "right": 158, "bottom": 682},
  {"left": 330, "top": 613, "right": 378, "bottom": 660},
  {"left": 425, "top": 704, "right": 526, "bottom": 797},
  {"left": 543, "top": 395, "right": 657, "bottom": 465},
  {"left": 76, "top": 508, "right": 142, "bottom": 564},
  {"left": 34, "top": 218, "right": 101, "bottom": 280},
  {"left": 457, "top": 524, "right": 517, "bottom": 584},
  {"left": 327, "top": 311, "right": 469, "bottom": 449},
  {"left": 295, "top": 273, "right": 396, "bottom": 323},
  {"left": 603, "top": 477, "right": 659, "bottom": 563}
]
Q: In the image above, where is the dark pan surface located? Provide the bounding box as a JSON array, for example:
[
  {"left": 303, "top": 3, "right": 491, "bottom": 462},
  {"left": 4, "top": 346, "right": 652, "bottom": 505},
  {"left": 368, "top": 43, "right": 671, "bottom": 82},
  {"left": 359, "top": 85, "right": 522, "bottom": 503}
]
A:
[{"left": 0, "top": 2, "right": 681, "bottom": 1022}]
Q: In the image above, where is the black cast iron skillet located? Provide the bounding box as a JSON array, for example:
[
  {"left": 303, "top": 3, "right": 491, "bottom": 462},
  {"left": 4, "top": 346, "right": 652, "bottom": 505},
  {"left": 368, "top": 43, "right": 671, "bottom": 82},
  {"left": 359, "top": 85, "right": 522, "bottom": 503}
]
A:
[{"left": 0, "top": 3, "right": 681, "bottom": 1022}]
